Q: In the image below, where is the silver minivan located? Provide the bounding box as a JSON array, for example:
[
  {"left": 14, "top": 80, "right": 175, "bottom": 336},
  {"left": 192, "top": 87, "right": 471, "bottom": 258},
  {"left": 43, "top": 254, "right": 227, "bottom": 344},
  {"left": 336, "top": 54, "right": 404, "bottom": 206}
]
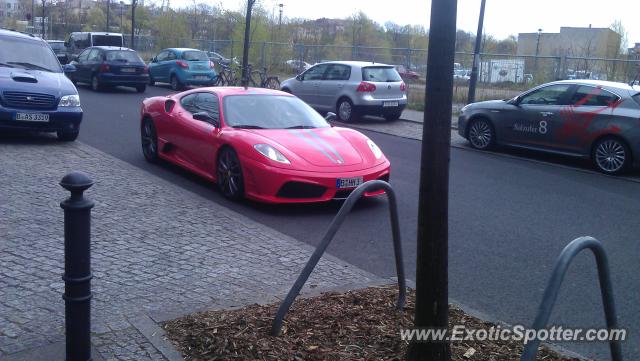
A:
[{"left": 280, "top": 61, "right": 407, "bottom": 122}]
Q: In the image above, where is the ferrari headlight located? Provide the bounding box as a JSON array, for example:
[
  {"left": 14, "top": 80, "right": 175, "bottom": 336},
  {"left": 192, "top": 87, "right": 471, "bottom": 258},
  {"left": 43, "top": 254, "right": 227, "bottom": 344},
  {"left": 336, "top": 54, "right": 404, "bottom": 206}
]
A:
[
  {"left": 254, "top": 144, "right": 290, "bottom": 164},
  {"left": 59, "top": 94, "right": 81, "bottom": 107},
  {"left": 367, "top": 139, "right": 382, "bottom": 159}
]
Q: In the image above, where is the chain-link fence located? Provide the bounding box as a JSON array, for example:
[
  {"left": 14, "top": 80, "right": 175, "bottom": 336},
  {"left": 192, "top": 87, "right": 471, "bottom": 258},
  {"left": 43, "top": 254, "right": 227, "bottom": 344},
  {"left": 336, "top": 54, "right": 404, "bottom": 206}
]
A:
[{"left": 126, "top": 36, "right": 640, "bottom": 106}]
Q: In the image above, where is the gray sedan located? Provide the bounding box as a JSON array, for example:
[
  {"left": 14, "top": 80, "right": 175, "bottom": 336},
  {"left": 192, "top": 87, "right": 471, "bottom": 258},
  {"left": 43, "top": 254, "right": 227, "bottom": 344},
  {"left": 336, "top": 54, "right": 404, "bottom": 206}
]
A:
[{"left": 458, "top": 80, "right": 640, "bottom": 174}]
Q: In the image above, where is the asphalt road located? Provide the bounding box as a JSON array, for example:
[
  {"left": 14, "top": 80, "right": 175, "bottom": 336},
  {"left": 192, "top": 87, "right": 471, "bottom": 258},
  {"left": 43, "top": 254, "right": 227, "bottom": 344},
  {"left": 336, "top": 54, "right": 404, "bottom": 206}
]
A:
[{"left": 75, "top": 84, "right": 639, "bottom": 360}]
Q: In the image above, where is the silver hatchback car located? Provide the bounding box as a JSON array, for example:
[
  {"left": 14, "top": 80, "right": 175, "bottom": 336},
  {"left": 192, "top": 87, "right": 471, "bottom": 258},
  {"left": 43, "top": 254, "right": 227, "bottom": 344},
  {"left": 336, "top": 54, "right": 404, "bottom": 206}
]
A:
[{"left": 280, "top": 61, "right": 408, "bottom": 122}]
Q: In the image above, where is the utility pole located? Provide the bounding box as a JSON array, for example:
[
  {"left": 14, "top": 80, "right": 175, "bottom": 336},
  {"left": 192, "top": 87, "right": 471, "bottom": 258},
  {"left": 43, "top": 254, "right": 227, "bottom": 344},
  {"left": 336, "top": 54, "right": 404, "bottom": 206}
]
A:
[
  {"left": 119, "top": 1, "right": 124, "bottom": 31},
  {"left": 406, "top": 0, "right": 457, "bottom": 359},
  {"left": 240, "top": 0, "right": 256, "bottom": 87},
  {"left": 41, "top": 0, "right": 46, "bottom": 39},
  {"left": 130, "top": 0, "right": 136, "bottom": 49},
  {"left": 278, "top": 3, "right": 283, "bottom": 30},
  {"left": 467, "top": 0, "right": 486, "bottom": 104},
  {"left": 106, "top": 0, "right": 110, "bottom": 31},
  {"left": 534, "top": 28, "right": 542, "bottom": 73}
]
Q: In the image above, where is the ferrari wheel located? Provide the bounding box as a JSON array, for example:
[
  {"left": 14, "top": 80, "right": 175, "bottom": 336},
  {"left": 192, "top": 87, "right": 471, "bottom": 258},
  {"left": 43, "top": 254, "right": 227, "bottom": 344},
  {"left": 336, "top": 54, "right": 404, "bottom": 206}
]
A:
[
  {"left": 141, "top": 118, "right": 159, "bottom": 163},
  {"left": 217, "top": 148, "right": 244, "bottom": 200}
]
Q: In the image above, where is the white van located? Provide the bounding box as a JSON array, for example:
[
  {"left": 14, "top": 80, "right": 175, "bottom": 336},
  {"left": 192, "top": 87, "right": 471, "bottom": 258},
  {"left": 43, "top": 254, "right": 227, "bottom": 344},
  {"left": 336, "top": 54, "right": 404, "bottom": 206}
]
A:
[{"left": 65, "top": 32, "right": 124, "bottom": 57}]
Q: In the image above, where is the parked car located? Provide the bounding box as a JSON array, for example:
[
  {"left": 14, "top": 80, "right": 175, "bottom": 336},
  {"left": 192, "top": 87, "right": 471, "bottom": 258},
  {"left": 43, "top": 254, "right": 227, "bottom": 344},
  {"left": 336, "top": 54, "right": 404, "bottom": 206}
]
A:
[
  {"left": 394, "top": 65, "right": 419, "bottom": 80},
  {"left": 65, "top": 32, "right": 124, "bottom": 59},
  {"left": 453, "top": 69, "right": 470, "bottom": 81},
  {"left": 47, "top": 40, "right": 69, "bottom": 64},
  {"left": 140, "top": 87, "right": 390, "bottom": 203},
  {"left": 285, "top": 59, "right": 311, "bottom": 73},
  {"left": 458, "top": 79, "right": 640, "bottom": 174},
  {"left": 148, "top": 48, "right": 216, "bottom": 90},
  {"left": 0, "top": 29, "right": 82, "bottom": 141},
  {"left": 280, "top": 61, "right": 407, "bottom": 122},
  {"left": 67, "top": 46, "right": 149, "bottom": 92},
  {"left": 207, "top": 51, "right": 233, "bottom": 66}
]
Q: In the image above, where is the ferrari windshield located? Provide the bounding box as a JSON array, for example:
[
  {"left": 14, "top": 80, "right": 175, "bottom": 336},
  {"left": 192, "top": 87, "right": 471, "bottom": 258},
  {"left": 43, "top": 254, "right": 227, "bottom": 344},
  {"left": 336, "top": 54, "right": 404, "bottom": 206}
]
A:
[{"left": 223, "top": 95, "right": 330, "bottom": 129}]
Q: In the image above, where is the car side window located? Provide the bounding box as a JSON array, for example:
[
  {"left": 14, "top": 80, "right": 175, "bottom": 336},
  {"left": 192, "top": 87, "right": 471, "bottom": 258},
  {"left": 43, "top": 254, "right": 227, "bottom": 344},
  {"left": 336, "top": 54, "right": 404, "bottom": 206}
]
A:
[
  {"left": 519, "top": 84, "right": 572, "bottom": 105},
  {"left": 180, "top": 94, "right": 198, "bottom": 114},
  {"left": 194, "top": 93, "right": 220, "bottom": 122},
  {"left": 325, "top": 64, "right": 351, "bottom": 81},
  {"left": 87, "top": 49, "right": 102, "bottom": 62},
  {"left": 569, "top": 86, "right": 619, "bottom": 107},
  {"left": 303, "top": 64, "right": 329, "bottom": 80},
  {"left": 77, "top": 48, "right": 91, "bottom": 62},
  {"left": 156, "top": 51, "right": 168, "bottom": 62},
  {"left": 166, "top": 51, "right": 177, "bottom": 61}
]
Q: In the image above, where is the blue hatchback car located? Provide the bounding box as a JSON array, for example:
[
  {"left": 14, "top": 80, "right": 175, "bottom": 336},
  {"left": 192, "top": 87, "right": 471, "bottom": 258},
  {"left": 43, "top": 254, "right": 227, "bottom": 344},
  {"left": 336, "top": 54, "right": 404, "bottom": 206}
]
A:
[
  {"left": 147, "top": 48, "right": 216, "bottom": 90},
  {"left": 0, "top": 29, "right": 82, "bottom": 141}
]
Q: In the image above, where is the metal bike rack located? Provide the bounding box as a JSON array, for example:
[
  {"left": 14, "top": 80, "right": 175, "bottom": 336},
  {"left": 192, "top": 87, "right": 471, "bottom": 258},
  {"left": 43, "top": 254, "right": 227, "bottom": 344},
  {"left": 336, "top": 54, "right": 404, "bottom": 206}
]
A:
[
  {"left": 520, "top": 236, "right": 622, "bottom": 361},
  {"left": 271, "top": 180, "right": 406, "bottom": 336}
]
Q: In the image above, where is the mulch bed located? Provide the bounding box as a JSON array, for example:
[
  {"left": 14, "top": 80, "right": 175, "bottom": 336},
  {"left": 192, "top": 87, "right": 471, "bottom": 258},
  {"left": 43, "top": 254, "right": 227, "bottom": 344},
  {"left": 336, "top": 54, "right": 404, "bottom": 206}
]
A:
[{"left": 162, "top": 286, "right": 581, "bottom": 360}]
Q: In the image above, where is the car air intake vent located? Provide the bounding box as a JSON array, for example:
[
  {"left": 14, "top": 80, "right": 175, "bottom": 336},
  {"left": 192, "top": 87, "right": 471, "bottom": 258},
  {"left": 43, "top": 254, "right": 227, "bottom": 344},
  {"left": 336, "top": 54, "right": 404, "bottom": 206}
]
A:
[
  {"left": 11, "top": 75, "right": 38, "bottom": 83},
  {"left": 277, "top": 182, "right": 326, "bottom": 199},
  {"left": 2, "top": 91, "right": 56, "bottom": 110}
]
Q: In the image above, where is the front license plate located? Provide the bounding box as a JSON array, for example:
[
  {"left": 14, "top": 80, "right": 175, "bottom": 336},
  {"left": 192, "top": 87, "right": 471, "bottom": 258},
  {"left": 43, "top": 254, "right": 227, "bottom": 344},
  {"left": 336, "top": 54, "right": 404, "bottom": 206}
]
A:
[
  {"left": 121, "top": 68, "right": 136, "bottom": 73},
  {"left": 337, "top": 176, "right": 364, "bottom": 189},
  {"left": 194, "top": 75, "right": 209, "bottom": 81},
  {"left": 383, "top": 101, "right": 399, "bottom": 107},
  {"left": 15, "top": 113, "right": 49, "bottom": 122}
]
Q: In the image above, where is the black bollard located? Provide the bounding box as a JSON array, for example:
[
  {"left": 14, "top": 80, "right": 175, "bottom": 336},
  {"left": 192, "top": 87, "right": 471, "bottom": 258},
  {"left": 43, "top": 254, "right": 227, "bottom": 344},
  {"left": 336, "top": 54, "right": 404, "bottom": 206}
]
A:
[{"left": 60, "top": 171, "right": 94, "bottom": 361}]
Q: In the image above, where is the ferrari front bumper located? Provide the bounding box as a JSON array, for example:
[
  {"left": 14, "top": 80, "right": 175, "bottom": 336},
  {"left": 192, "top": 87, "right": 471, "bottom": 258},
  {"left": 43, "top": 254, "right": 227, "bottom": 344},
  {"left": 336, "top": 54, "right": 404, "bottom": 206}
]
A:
[{"left": 240, "top": 157, "right": 391, "bottom": 204}]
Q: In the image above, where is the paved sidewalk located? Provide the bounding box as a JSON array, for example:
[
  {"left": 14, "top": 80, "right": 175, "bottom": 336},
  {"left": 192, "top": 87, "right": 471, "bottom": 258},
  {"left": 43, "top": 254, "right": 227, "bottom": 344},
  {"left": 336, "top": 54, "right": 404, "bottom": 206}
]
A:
[{"left": 0, "top": 136, "right": 387, "bottom": 360}]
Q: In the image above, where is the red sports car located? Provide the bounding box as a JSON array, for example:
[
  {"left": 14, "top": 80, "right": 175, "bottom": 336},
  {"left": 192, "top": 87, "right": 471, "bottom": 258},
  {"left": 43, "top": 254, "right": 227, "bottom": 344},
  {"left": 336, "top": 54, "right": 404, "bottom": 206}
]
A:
[{"left": 140, "top": 87, "right": 390, "bottom": 203}]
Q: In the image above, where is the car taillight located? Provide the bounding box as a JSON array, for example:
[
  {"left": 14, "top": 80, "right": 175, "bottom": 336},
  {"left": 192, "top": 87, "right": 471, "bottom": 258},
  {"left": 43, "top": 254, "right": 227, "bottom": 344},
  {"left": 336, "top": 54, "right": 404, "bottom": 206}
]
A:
[
  {"left": 176, "top": 60, "right": 189, "bottom": 69},
  {"left": 400, "top": 82, "right": 406, "bottom": 91},
  {"left": 356, "top": 81, "right": 376, "bottom": 92},
  {"left": 209, "top": 61, "right": 215, "bottom": 69},
  {"left": 99, "top": 63, "right": 110, "bottom": 72}
]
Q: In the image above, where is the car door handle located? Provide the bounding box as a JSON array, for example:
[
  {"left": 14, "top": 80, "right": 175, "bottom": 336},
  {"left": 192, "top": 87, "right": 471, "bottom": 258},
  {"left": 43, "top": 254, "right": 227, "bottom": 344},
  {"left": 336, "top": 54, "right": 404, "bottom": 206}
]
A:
[{"left": 540, "top": 112, "right": 554, "bottom": 117}]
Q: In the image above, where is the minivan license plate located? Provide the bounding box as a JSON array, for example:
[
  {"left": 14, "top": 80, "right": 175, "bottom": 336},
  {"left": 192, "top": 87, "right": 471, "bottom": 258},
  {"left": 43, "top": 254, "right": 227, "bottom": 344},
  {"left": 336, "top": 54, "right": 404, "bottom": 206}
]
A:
[
  {"left": 383, "top": 101, "right": 399, "bottom": 107},
  {"left": 337, "top": 176, "right": 363, "bottom": 189},
  {"left": 15, "top": 113, "right": 49, "bottom": 122}
]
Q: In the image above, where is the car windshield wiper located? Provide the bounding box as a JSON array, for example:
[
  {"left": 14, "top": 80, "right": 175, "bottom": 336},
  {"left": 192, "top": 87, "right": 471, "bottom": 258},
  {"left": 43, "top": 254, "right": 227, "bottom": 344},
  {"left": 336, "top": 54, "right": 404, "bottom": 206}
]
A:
[
  {"left": 286, "top": 125, "right": 316, "bottom": 129},
  {"left": 7, "top": 62, "right": 53, "bottom": 72},
  {"left": 232, "top": 125, "right": 265, "bottom": 129}
]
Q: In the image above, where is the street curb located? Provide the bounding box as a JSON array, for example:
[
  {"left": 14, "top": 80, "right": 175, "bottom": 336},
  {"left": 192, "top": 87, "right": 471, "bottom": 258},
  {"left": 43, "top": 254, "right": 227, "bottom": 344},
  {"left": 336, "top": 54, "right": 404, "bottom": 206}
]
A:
[
  {"left": 2, "top": 341, "right": 105, "bottom": 361},
  {"left": 129, "top": 314, "right": 185, "bottom": 361}
]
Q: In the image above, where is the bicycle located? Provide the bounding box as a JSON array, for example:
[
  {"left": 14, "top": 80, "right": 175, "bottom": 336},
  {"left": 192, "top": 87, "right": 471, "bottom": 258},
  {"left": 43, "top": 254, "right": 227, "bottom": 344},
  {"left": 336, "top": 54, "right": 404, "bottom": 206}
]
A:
[
  {"left": 246, "top": 64, "right": 280, "bottom": 89},
  {"left": 213, "top": 64, "right": 240, "bottom": 86}
]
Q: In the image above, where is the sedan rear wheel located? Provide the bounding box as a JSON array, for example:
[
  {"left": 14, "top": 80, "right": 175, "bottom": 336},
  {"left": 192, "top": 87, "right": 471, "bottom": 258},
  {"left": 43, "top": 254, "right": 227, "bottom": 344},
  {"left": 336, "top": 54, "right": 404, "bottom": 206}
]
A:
[
  {"left": 337, "top": 98, "right": 356, "bottom": 123},
  {"left": 217, "top": 148, "right": 244, "bottom": 201},
  {"left": 593, "top": 137, "right": 630, "bottom": 175},
  {"left": 170, "top": 75, "right": 181, "bottom": 91},
  {"left": 91, "top": 75, "right": 101, "bottom": 92},
  {"left": 468, "top": 118, "right": 495, "bottom": 150}
]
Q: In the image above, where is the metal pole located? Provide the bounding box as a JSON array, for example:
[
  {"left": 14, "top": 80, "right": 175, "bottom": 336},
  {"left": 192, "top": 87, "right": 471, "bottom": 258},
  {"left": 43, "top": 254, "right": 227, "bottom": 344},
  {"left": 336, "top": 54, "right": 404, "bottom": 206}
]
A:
[
  {"left": 534, "top": 29, "right": 542, "bottom": 76},
  {"left": 520, "top": 237, "right": 622, "bottom": 361},
  {"left": 119, "top": 1, "right": 123, "bottom": 31},
  {"left": 106, "top": 0, "right": 110, "bottom": 31},
  {"left": 407, "top": 0, "right": 457, "bottom": 359},
  {"left": 240, "top": 0, "right": 256, "bottom": 87},
  {"left": 467, "top": 0, "right": 485, "bottom": 104},
  {"left": 130, "top": 0, "right": 136, "bottom": 50},
  {"left": 60, "top": 171, "right": 94, "bottom": 361}
]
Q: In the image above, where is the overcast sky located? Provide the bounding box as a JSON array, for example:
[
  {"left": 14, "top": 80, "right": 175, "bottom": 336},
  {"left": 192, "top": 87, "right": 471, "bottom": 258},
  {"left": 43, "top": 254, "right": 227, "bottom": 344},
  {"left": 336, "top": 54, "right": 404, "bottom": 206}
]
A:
[{"left": 185, "top": 0, "right": 640, "bottom": 48}]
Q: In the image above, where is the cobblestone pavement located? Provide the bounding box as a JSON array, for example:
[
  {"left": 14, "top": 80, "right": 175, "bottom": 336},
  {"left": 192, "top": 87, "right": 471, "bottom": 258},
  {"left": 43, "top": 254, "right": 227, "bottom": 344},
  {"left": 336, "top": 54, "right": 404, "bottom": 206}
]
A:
[{"left": 0, "top": 136, "right": 385, "bottom": 359}]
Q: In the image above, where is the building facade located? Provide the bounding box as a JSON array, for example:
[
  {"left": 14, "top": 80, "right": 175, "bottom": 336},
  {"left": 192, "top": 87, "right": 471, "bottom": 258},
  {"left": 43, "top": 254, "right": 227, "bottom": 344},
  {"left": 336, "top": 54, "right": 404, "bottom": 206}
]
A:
[{"left": 517, "top": 26, "right": 621, "bottom": 59}]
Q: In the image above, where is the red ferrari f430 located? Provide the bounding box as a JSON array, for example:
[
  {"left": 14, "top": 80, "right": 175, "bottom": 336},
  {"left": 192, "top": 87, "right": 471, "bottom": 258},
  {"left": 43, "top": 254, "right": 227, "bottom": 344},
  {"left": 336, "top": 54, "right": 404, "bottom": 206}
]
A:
[{"left": 140, "top": 87, "right": 390, "bottom": 203}]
